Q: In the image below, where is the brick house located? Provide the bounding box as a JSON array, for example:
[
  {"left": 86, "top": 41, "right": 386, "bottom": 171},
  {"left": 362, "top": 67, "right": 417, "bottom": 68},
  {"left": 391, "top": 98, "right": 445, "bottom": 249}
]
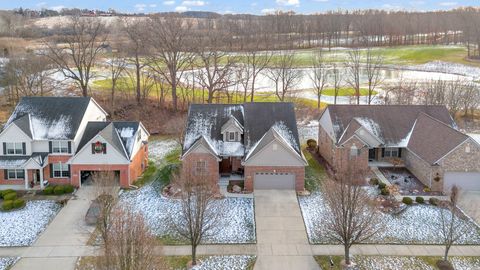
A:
[
  {"left": 318, "top": 105, "right": 480, "bottom": 192},
  {"left": 0, "top": 97, "right": 149, "bottom": 190},
  {"left": 181, "top": 102, "right": 307, "bottom": 192}
]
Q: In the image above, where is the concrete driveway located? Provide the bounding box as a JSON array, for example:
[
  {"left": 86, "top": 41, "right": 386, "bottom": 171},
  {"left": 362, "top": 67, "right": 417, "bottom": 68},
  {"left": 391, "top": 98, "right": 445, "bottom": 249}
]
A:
[
  {"left": 254, "top": 190, "right": 320, "bottom": 270},
  {"left": 459, "top": 191, "right": 480, "bottom": 224}
]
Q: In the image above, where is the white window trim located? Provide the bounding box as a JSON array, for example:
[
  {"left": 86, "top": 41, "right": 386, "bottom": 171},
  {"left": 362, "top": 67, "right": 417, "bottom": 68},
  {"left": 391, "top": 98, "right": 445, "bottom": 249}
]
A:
[
  {"left": 52, "top": 162, "right": 70, "bottom": 178},
  {"left": 6, "top": 142, "right": 24, "bottom": 155},
  {"left": 7, "top": 169, "right": 24, "bottom": 179},
  {"left": 384, "top": 147, "right": 399, "bottom": 158},
  {"left": 51, "top": 141, "right": 69, "bottom": 154},
  {"left": 229, "top": 132, "right": 235, "bottom": 141}
]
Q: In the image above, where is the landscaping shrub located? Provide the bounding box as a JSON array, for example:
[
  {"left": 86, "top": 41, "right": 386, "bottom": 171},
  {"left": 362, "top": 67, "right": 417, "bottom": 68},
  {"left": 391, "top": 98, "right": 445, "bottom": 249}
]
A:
[
  {"left": 402, "top": 197, "right": 413, "bottom": 205},
  {"left": 306, "top": 139, "right": 317, "bottom": 149},
  {"left": 380, "top": 188, "right": 390, "bottom": 196},
  {"left": 2, "top": 200, "right": 13, "bottom": 211},
  {"left": 13, "top": 199, "right": 25, "bottom": 209},
  {"left": 53, "top": 185, "right": 65, "bottom": 195},
  {"left": 3, "top": 192, "right": 17, "bottom": 201},
  {"left": 0, "top": 189, "right": 15, "bottom": 198},
  {"left": 43, "top": 186, "right": 54, "bottom": 195},
  {"left": 429, "top": 197, "right": 440, "bottom": 206},
  {"left": 369, "top": 178, "right": 379, "bottom": 185},
  {"left": 378, "top": 182, "right": 387, "bottom": 189},
  {"left": 64, "top": 185, "right": 75, "bottom": 194},
  {"left": 415, "top": 197, "right": 425, "bottom": 204}
]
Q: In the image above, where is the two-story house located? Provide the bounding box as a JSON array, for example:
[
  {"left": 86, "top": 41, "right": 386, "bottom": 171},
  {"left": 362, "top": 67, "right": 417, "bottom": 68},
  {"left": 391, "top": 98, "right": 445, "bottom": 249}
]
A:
[{"left": 0, "top": 97, "right": 149, "bottom": 190}]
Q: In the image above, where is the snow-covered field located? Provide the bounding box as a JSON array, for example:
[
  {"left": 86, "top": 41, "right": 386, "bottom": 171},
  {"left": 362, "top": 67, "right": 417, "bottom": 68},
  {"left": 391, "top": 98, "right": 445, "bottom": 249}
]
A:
[
  {"left": 299, "top": 191, "right": 480, "bottom": 244},
  {"left": 0, "top": 257, "right": 19, "bottom": 270},
  {"left": 0, "top": 200, "right": 61, "bottom": 247},
  {"left": 147, "top": 138, "right": 179, "bottom": 165},
  {"left": 120, "top": 182, "right": 256, "bottom": 244},
  {"left": 408, "top": 61, "right": 480, "bottom": 80},
  {"left": 192, "top": 255, "right": 256, "bottom": 270}
]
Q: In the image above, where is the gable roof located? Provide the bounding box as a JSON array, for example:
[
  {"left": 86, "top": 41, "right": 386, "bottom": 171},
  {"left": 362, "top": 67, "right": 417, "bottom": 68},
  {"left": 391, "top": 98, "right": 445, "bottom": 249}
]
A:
[
  {"left": 182, "top": 102, "right": 301, "bottom": 158},
  {"left": 4, "top": 97, "right": 93, "bottom": 140},
  {"left": 77, "top": 121, "right": 143, "bottom": 160},
  {"left": 325, "top": 105, "right": 455, "bottom": 147},
  {"left": 407, "top": 113, "right": 469, "bottom": 165}
]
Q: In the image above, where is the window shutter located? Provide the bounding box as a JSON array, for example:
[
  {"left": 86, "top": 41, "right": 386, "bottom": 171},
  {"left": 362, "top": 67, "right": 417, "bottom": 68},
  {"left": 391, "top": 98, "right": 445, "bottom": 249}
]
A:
[
  {"left": 68, "top": 141, "right": 72, "bottom": 154},
  {"left": 381, "top": 148, "right": 385, "bottom": 158},
  {"left": 91, "top": 143, "right": 95, "bottom": 154},
  {"left": 67, "top": 165, "right": 71, "bottom": 178},
  {"left": 49, "top": 141, "right": 52, "bottom": 153},
  {"left": 4, "top": 169, "right": 7, "bottom": 179},
  {"left": 398, "top": 148, "right": 402, "bottom": 158},
  {"left": 2, "top": 142, "right": 5, "bottom": 155},
  {"left": 102, "top": 143, "right": 107, "bottom": 154},
  {"left": 49, "top": 164, "right": 53, "bottom": 178},
  {"left": 22, "top": 142, "right": 26, "bottom": 155}
]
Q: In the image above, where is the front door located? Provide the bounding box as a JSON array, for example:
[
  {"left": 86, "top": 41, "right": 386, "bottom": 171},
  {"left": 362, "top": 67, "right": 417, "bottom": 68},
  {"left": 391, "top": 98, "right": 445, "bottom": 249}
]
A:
[
  {"left": 368, "top": 149, "right": 376, "bottom": 161},
  {"left": 220, "top": 158, "right": 232, "bottom": 174}
]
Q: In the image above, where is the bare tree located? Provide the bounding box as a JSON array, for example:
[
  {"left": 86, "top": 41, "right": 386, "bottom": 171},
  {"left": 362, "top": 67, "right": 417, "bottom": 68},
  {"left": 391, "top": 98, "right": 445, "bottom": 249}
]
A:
[
  {"left": 364, "top": 48, "right": 384, "bottom": 105},
  {"left": 96, "top": 206, "right": 164, "bottom": 270},
  {"left": 149, "top": 15, "right": 194, "bottom": 111},
  {"left": 170, "top": 168, "right": 225, "bottom": 266},
  {"left": 244, "top": 50, "right": 273, "bottom": 102},
  {"left": 308, "top": 49, "right": 328, "bottom": 109},
  {"left": 106, "top": 52, "right": 127, "bottom": 116},
  {"left": 266, "top": 52, "right": 302, "bottom": 101},
  {"left": 43, "top": 16, "right": 107, "bottom": 97},
  {"left": 331, "top": 63, "right": 343, "bottom": 105},
  {"left": 322, "top": 162, "right": 382, "bottom": 266},
  {"left": 346, "top": 48, "right": 361, "bottom": 105}
]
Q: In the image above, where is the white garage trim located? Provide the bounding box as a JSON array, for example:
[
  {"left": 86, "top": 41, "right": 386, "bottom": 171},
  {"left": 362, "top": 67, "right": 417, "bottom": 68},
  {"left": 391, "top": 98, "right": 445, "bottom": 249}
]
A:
[
  {"left": 444, "top": 172, "right": 480, "bottom": 192},
  {"left": 254, "top": 172, "right": 295, "bottom": 190}
]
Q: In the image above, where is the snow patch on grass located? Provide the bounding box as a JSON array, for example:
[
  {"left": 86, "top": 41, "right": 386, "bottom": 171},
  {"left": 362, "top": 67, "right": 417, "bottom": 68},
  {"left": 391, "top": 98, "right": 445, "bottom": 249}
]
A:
[
  {"left": 354, "top": 256, "right": 434, "bottom": 270},
  {"left": 192, "top": 255, "right": 256, "bottom": 270},
  {"left": 450, "top": 257, "right": 480, "bottom": 270},
  {"left": 148, "top": 139, "right": 179, "bottom": 165},
  {"left": 0, "top": 257, "right": 19, "bottom": 270},
  {"left": 0, "top": 201, "right": 61, "bottom": 246}
]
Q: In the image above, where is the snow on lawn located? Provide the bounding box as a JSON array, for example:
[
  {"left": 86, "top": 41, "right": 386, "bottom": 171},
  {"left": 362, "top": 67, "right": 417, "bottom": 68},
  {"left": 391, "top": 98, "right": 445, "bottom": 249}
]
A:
[
  {"left": 298, "top": 120, "right": 319, "bottom": 143},
  {"left": 192, "top": 255, "right": 256, "bottom": 270},
  {"left": 148, "top": 139, "right": 179, "bottom": 165},
  {"left": 0, "top": 201, "right": 61, "bottom": 246},
  {"left": 353, "top": 256, "right": 434, "bottom": 270},
  {"left": 299, "top": 191, "right": 480, "bottom": 244},
  {"left": 120, "top": 182, "right": 256, "bottom": 244},
  {"left": 450, "top": 257, "right": 480, "bottom": 270},
  {"left": 408, "top": 61, "right": 480, "bottom": 80},
  {"left": 0, "top": 257, "right": 19, "bottom": 270}
]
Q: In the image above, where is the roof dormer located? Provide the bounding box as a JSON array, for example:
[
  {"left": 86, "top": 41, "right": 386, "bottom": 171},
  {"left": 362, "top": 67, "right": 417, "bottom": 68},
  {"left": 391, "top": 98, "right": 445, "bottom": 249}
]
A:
[{"left": 221, "top": 116, "right": 244, "bottom": 142}]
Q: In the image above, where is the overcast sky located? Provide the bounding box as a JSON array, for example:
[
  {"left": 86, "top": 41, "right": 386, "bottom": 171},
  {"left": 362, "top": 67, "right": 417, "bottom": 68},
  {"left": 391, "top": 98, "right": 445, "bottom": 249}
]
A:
[{"left": 2, "top": 0, "right": 478, "bottom": 14}]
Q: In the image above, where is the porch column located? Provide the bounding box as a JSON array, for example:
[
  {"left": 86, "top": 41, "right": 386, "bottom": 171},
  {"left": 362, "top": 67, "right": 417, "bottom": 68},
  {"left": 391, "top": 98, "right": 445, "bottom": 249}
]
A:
[
  {"left": 24, "top": 169, "right": 29, "bottom": 190},
  {"left": 39, "top": 168, "right": 44, "bottom": 189}
]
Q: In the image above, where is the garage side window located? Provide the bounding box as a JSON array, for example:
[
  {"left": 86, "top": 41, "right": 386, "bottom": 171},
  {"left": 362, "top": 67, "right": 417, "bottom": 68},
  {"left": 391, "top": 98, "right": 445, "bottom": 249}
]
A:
[{"left": 195, "top": 160, "right": 207, "bottom": 175}]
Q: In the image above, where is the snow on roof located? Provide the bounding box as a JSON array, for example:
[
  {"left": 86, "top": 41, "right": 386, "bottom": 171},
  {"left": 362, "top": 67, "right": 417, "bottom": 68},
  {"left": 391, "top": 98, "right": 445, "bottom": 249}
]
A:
[
  {"left": 116, "top": 126, "right": 136, "bottom": 155},
  {"left": 468, "top": 134, "right": 480, "bottom": 145},
  {"left": 218, "top": 141, "right": 244, "bottom": 157},
  {"left": 184, "top": 111, "right": 218, "bottom": 151},
  {"left": 354, "top": 117, "right": 383, "bottom": 141},
  {"left": 272, "top": 121, "right": 299, "bottom": 151},
  {"left": 0, "top": 157, "right": 29, "bottom": 168},
  {"left": 29, "top": 114, "right": 72, "bottom": 140}
]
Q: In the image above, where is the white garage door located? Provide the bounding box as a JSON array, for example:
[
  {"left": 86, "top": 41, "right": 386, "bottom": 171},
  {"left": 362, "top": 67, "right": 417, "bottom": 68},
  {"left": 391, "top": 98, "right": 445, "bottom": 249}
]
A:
[
  {"left": 444, "top": 172, "right": 480, "bottom": 191},
  {"left": 254, "top": 172, "right": 295, "bottom": 190}
]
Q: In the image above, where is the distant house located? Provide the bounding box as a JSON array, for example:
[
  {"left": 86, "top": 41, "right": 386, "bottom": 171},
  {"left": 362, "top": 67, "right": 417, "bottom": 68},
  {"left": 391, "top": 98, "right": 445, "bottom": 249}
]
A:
[
  {"left": 0, "top": 97, "right": 149, "bottom": 190},
  {"left": 181, "top": 102, "right": 307, "bottom": 192},
  {"left": 318, "top": 105, "right": 480, "bottom": 192}
]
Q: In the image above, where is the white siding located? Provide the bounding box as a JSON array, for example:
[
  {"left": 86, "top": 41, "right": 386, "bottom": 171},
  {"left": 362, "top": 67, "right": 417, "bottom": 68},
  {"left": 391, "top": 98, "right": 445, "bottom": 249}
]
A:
[
  {"left": 244, "top": 139, "right": 305, "bottom": 167},
  {"left": 319, "top": 109, "right": 335, "bottom": 141},
  {"left": 129, "top": 126, "right": 149, "bottom": 159},
  {"left": 70, "top": 135, "right": 129, "bottom": 165},
  {"left": 73, "top": 100, "right": 108, "bottom": 153},
  {"left": 0, "top": 124, "right": 33, "bottom": 155},
  {"left": 31, "top": 140, "right": 49, "bottom": 153}
]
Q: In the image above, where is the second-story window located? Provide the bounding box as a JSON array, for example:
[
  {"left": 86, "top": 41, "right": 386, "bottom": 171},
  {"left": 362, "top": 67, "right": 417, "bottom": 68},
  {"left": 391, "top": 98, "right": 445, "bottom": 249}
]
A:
[
  {"left": 52, "top": 141, "right": 69, "bottom": 154},
  {"left": 5, "top": 142, "right": 24, "bottom": 155}
]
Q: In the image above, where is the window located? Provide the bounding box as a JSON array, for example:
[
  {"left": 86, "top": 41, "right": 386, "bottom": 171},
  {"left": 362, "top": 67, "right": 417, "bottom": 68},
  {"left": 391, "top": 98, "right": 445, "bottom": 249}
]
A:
[
  {"left": 384, "top": 148, "right": 399, "bottom": 158},
  {"left": 51, "top": 141, "right": 69, "bottom": 154},
  {"left": 350, "top": 146, "right": 360, "bottom": 157},
  {"left": 52, "top": 163, "right": 70, "bottom": 178},
  {"left": 5, "top": 142, "right": 24, "bottom": 155},
  {"left": 137, "top": 130, "right": 141, "bottom": 142},
  {"left": 7, "top": 169, "right": 24, "bottom": 179},
  {"left": 229, "top": 132, "right": 235, "bottom": 141},
  {"left": 465, "top": 146, "right": 471, "bottom": 153},
  {"left": 195, "top": 160, "right": 206, "bottom": 175}
]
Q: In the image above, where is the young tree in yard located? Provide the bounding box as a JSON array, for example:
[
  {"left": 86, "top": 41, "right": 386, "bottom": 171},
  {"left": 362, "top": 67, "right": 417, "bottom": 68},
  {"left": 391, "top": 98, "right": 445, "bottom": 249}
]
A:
[
  {"left": 170, "top": 168, "right": 225, "bottom": 266},
  {"left": 308, "top": 49, "right": 328, "bottom": 109},
  {"left": 346, "top": 48, "right": 361, "bottom": 105},
  {"left": 322, "top": 162, "right": 382, "bottom": 267},
  {"left": 43, "top": 16, "right": 107, "bottom": 97},
  {"left": 149, "top": 15, "right": 194, "bottom": 111},
  {"left": 96, "top": 206, "right": 164, "bottom": 270},
  {"left": 266, "top": 52, "right": 302, "bottom": 101},
  {"left": 364, "top": 48, "right": 384, "bottom": 105}
]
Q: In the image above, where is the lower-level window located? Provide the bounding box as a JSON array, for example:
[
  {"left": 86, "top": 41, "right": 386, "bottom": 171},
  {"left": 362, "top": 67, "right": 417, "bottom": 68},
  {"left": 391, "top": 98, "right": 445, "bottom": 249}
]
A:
[
  {"left": 7, "top": 169, "right": 24, "bottom": 179},
  {"left": 384, "top": 148, "right": 399, "bottom": 157},
  {"left": 53, "top": 163, "right": 70, "bottom": 178}
]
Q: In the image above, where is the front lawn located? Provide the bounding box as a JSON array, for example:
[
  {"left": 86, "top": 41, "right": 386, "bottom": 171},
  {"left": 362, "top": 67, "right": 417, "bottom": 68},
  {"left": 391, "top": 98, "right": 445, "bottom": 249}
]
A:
[
  {"left": 314, "top": 255, "right": 480, "bottom": 270},
  {"left": 0, "top": 200, "right": 61, "bottom": 246},
  {"left": 0, "top": 257, "right": 18, "bottom": 270}
]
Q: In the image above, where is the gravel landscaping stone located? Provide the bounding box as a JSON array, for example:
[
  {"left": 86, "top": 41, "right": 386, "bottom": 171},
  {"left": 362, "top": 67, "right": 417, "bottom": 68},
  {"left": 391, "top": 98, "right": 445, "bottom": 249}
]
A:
[
  {"left": 0, "top": 200, "right": 61, "bottom": 246},
  {"left": 192, "top": 255, "right": 256, "bottom": 270}
]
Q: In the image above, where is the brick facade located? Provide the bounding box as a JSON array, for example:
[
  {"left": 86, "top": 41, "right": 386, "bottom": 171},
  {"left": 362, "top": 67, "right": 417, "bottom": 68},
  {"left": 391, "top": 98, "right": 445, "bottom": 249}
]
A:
[
  {"left": 71, "top": 164, "right": 129, "bottom": 187},
  {"left": 182, "top": 152, "right": 219, "bottom": 185},
  {"left": 129, "top": 143, "right": 149, "bottom": 185},
  {"left": 244, "top": 166, "right": 305, "bottom": 191},
  {"left": 439, "top": 139, "right": 480, "bottom": 172},
  {"left": 404, "top": 149, "right": 443, "bottom": 191}
]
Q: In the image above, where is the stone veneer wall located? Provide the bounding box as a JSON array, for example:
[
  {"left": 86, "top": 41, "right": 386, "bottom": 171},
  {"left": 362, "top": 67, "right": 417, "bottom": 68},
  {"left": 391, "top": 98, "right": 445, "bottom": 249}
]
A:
[{"left": 439, "top": 139, "right": 480, "bottom": 172}]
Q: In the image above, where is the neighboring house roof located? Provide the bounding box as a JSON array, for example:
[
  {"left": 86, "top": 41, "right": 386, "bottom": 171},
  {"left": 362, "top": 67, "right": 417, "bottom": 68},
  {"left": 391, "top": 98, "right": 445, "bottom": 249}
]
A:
[
  {"left": 468, "top": 134, "right": 480, "bottom": 145},
  {"left": 182, "top": 102, "right": 302, "bottom": 159},
  {"left": 77, "top": 121, "right": 143, "bottom": 160},
  {"left": 4, "top": 97, "right": 92, "bottom": 140},
  {"left": 407, "top": 113, "right": 468, "bottom": 165},
  {"left": 326, "top": 105, "right": 455, "bottom": 147}
]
